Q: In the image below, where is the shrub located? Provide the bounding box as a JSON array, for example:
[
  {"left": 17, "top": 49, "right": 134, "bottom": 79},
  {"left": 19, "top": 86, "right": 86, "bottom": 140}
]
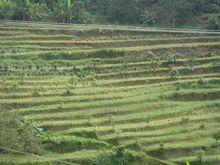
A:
[
  {"left": 199, "top": 123, "right": 205, "bottom": 130},
  {"left": 147, "top": 57, "right": 160, "bottom": 71},
  {"left": 93, "top": 146, "right": 145, "bottom": 165},
  {"left": 36, "top": 65, "right": 41, "bottom": 70},
  {"left": 162, "top": 54, "right": 176, "bottom": 68},
  {"left": 206, "top": 15, "right": 220, "bottom": 30},
  {"left": 139, "top": 9, "right": 156, "bottom": 25},
  {"left": 43, "top": 135, "right": 109, "bottom": 153},
  {"left": 0, "top": 107, "right": 22, "bottom": 153},
  {"left": 174, "top": 82, "right": 182, "bottom": 91},
  {"left": 186, "top": 161, "right": 191, "bottom": 165},
  {"left": 145, "top": 117, "right": 150, "bottom": 126},
  {"left": 18, "top": 120, "right": 42, "bottom": 154},
  {"left": 169, "top": 69, "right": 179, "bottom": 79},
  {"left": 155, "top": 143, "right": 166, "bottom": 158},
  {"left": 198, "top": 78, "right": 205, "bottom": 86},
  {"left": 27, "top": 64, "right": 33, "bottom": 70},
  {"left": 62, "top": 89, "right": 72, "bottom": 96},
  {"left": 194, "top": 149, "right": 206, "bottom": 164},
  {"left": 32, "top": 90, "right": 40, "bottom": 97},
  {"left": 53, "top": 65, "right": 58, "bottom": 70},
  {"left": 212, "top": 132, "right": 220, "bottom": 144},
  {"left": 180, "top": 116, "right": 190, "bottom": 125},
  {"left": 0, "top": 106, "right": 42, "bottom": 154},
  {"left": 125, "top": 141, "right": 142, "bottom": 151},
  {"left": 186, "top": 52, "right": 196, "bottom": 70}
]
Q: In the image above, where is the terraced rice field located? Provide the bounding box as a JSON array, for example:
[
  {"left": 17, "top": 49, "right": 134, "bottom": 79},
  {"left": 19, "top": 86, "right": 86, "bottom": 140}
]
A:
[{"left": 0, "top": 22, "right": 220, "bottom": 165}]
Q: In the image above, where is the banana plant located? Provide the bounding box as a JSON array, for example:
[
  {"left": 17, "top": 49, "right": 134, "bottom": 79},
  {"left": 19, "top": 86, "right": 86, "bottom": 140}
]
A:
[
  {"left": 18, "top": 0, "right": 47, "bottom": 21},
  {"left": 54, "top": 0, "right": 74, "bottom": 23}
]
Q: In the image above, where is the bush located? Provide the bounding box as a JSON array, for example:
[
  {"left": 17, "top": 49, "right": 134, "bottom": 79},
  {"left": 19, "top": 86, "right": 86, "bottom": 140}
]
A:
[
  {"left": 125, "top": 141, "right": 142, "bottom": 151},
  {"left": 147, "top": 57, "right": 160, "bottom": 71},
  {"left": 0, "top": 106, "right": 22, "bottom": 153},
  {"left": 139, "top": 10, "right": 156, "bottom": 25},
  {"left": 206, "top": 15, "right": 220, "bottom": 30},
  {"left": 180, "top": 116, "right": 190, "bottom": 125},
  {"left": 62, "top": 89, "right": 72, "bottom": 96},
  {"left": 213, "top": 132, "right": 220, "bottom": 144},
  {"left": 166, "top": 54, "right": 176, "bottom": 68},
  {"left": 32, "top": 90, "right": 40, "bottom": 97},
  {"left": 194, "top": 149, "right": 206, "bottom": 164},
  {"left": 18, "top": 121, "right": 42, "bottom": 154},
  {"left": 174, "top": 82, "right": 182, "bottom": 91},
  {"left": 169, "top": 69, "right": 179, "bottom": 79},
  {"left": 157, "top": 143, "right": 165, "bottom": 157},
  {"left": 94, "top": 146, "right": 145, "bottom": 165},
  {"left": 43, "top": 135, "right": 109, "bottom": 153},
  {"left": 0, "top": 106, "right": 41, "bottom": 154}
]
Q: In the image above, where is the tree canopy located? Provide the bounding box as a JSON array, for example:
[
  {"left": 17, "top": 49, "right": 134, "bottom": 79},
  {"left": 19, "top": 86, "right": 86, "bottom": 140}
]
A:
[{"left": 0, "top": 0, "right": 219, "bottom": 29}]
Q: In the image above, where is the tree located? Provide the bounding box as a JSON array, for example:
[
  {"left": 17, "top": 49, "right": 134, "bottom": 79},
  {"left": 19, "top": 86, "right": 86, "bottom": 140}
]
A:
[
  {"left": 0, "top": 105, "right": 41, "bottom": 154},
  {"left": 106, "top": 0, "right": 139, "bottom": 24},
  {"left": 16, "top": 0, "right": 48, "bottom": 21},
  {"left": 53, "top": 0, "right": 74, "bottom": 23},
  {"left": 0, "top": 0, "right": 219, "bottom": 26},
  {"left": 0, "top": 0, "right": 14, "bottom": 19},
  {"left": 206, "top": 15, "right": 220, "bottom": 30}
]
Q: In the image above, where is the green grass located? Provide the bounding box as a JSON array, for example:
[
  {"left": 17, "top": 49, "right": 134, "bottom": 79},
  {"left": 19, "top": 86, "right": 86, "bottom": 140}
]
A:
[{"left": 0, "top": 22, "right": 220, "bottom": 165}]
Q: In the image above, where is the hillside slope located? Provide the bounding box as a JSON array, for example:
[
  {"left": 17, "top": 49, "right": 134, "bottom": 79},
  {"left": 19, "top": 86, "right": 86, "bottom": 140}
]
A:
[{"left": 0, "top": 22, "right": 220, "bottom": 165}]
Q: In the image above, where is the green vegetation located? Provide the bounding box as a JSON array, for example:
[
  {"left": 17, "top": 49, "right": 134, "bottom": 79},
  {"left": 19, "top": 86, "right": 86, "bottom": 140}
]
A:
[
  {"left": 0, "top": 21, "right": 220, "bottom": 165},
  {"left": 0, "top": 0, "right": 219, "bottom": 29},
  {"left": 0, "top": 106, "right": 41, "bottom": 154}
]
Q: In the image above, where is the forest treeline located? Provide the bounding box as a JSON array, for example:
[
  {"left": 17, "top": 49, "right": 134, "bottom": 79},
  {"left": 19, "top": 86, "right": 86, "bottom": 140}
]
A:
[{"left": 0, "top": 0, "right": 220, "bottom": 29}]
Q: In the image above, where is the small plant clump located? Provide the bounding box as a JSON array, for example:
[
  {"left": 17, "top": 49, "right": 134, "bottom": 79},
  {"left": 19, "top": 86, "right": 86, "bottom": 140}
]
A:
[
  {"left": 194, "top": 149, "right": 206, "bottom": 164},
  {"left": 147, "top": 57, "right": 160, "bottom": 72},
  {"left": 169, "top": 69, "right": 180, "bottom": 79},
  {"left": 62, "top": 89, "right": 72, "bottom": 96},
  {"left": 199, "top": 123, "right": 205, "bottom": 130},
  {"left": 186, "top": 52, "right": 196, "bottom": 71},
  {"left": 157, "top": 143, "right": 166, "bottom": 157},
  {"left": 32, "top": 90, "right": 40, "bottom": 97},
  {"left": 174, "top": 82, "right": 182, "bottom": 91},
  {"left": 212, "top": 132, "right": 220, "bottom": 144},
  {"left": 94, "top": 146, "right": 145, "bottom": 165},
  {"left": 164, "top": 53, "right": 177, "bottom": 68}
]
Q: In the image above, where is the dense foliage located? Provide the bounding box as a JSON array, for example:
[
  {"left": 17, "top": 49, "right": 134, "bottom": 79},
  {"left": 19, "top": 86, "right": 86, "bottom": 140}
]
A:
[
  {"left": 0, "top": 0, "right": 220, "bottom": 29},
  {"left": 0, "top": 106, "right": 42, "bottom": 154}
]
